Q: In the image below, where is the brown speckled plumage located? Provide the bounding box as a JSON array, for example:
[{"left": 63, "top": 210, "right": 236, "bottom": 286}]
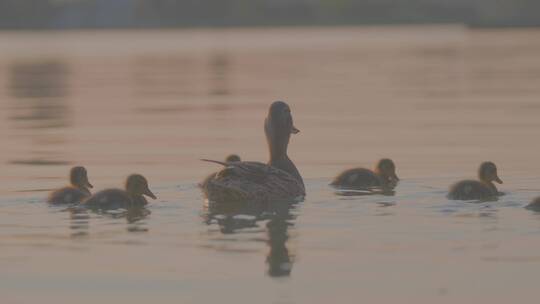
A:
[{"left": 201, "top": 160, "right": 304, "bottom": 203}]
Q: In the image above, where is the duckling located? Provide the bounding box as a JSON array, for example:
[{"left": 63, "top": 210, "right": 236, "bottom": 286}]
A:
[
  {"left": 83, "top": 174, "right": 156, "bottom": 210},
  {"left": 47, "top": 166, "right": 93, "bottom": 204},
  {"left": 200, "top": 154, "right": 243, "bottom": 188},
  {"left": 201, "top": 101, "right": 304, "bottom": 204},
  {"left": 225, "top": 154, "right": 241, "bottom": 162},
  {"left": 448, "top": 161, "right": 503, "bottom": 200},
  {"left": 526, "top": 197, "right": 540, "bottom": 211},
  {"left": 331, "top": 158, "right": 399, "bottom": 191}
]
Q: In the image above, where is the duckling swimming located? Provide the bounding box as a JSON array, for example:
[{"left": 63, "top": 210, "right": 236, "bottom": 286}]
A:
[
  {"left": 47, "top": 166, "right": 93, "bottom": 204},
  {"left": 201, "top": 101, "right": 305, "bottom": 204},
  {"left": 200, "top": 155, "right": 243, "bottom": 188},
  {"left": 448, "top": 161, "right": 503, "bottom": 201},
  {"left": 526, "top": 197, "right": 540, "bottom": 211},
  {"left": 83, "top": 174, "right": 156, "bottom": 210},
  {"left": 225, "top": 154, "right": 241, "bottom": 162},
  {"left": 331, "top": 158, "right": 399, "bottom": 191}
]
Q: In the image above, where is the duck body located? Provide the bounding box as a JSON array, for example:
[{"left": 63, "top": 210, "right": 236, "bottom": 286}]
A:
[
  {"left": 202, "top": 160, "right": 305, "bottom": 203},
  {"left": 447, "top": 161, "right": 503, "bottom": 201},
  {"left": 202, "top": 101, "right": 304, "bottom": 204},
  {"left": 47, "top": 166, "right": 93, "bottom": 204},
  {"left": 48, "top": 186, "right": 89, "bottom": 205},
  {"left": 447, "top": 180, "right": 497, "bottom": 200},
  {"left": 331, "top": 168, "right": 383, "bottom": 189},
  {"left": 331, "top": 159, "right": 399, "bottom": 191},
  {"left": 83, "top": 189, "right": 147, "bottom": 210},
  {"left": 82, "top": 174, "right": 156, "bottom": 210}
]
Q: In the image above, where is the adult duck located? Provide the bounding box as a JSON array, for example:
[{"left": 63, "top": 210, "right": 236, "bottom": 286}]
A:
[
  {"left": 83, "top": 174, "right": 156, "bottom": 210},
  {"left": 47, "top": 166, "right": 93, "bottom": 204},
  {"left": 201, "top": 101, "right": 305, "bottom": 203},
  {"left": 448, "top": 161, "right": 503, "bottom": 201},
  {"left": 331, "top": 158, "right": 399, "bottom": 191}
]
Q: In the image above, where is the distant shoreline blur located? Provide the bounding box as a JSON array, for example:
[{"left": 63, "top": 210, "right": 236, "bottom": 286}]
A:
[
  {"left": 1, "top": 23, "right": 540, "bottom": 32},
  {"left": 1, "top": 0, "right": 539, "bottom": 30}
]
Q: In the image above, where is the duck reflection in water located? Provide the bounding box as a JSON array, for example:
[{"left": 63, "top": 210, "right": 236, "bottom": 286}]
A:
[
  {"left": 68, "top": 204, "right": 151, "bottom": 235},
  {"left": 265, "top": 203, "right": 294, "bottom": 277},
  {"left": 203, "top": 198, "right": 298, "bottom": 277}
]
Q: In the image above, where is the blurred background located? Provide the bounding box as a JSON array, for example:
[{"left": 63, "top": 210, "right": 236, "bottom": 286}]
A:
[{"left": 1, "top": 0, "right": 540, "bottom": 29}]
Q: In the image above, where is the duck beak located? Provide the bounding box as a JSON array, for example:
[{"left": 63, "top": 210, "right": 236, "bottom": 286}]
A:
[
  {"left": 494, "top": 176, "right": 503, "bottom": 184},
  {"left": 86, "top": 181, "right": 94, "bottom": 188},
  {"left": 144, "top": 188, "right": 157, "bottom": 200},
  {"left": 291, "top": 125, "right": 300, "bottom": 134},
  {"left": 391, "top": 173, "right": 400, "bottom": 182}
]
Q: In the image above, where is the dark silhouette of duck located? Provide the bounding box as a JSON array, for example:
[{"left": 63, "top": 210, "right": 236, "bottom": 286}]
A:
[
  {"left": 47, "top": 166, "right": 93, "bottom": 204},
  {"left": 201, "top": 101, "right": 305, "bottom": 203},
  {"left": 225, "top": 154, "right": 241, "bottom": 162},
  {"left": 526, "top": 197, "right": 540, "bottom": 211},
  {"left": 82, "top": 174, "right": 156, "bottom": 210},
  {"left": 448, "top": 161, "right": 503, "bottom": 201},
  {"left": 331, "top": 158, "right": 399, "bottom": 191},
  {"left": 200, "top": 155, "right": 241, "bottom": 189}
]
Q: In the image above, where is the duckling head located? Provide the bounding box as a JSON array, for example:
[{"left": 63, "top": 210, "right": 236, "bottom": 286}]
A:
[
  {"left": 225, "top": 154, "right": 241, "bottom": 162},
  {"left": 375, "top": 158, "right": 399, "bottom": 184},
  {"left": 126, "top": 174, "right": 157, "bottom": 199},
  {"left": 479, "top": 161, "right": 502, "bottom": 184},
  {"left": 70, "top": 166, "right": 93, "bottom": 189}
]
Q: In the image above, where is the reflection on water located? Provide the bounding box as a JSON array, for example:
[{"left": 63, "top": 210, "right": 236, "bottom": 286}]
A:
[
  {"left": 68, "top": 207, "right": 90, "bottom": 238},
  {"left": 334, "top": 188, "right": 396, "bottom": 197},
  {"left": 6, "top": 59, "right": 71, "bottom": 166},
  {"left": 132, "top": 55, "right": 194, "bottom": 97},
  {"left": 265, "top": 203, "right": 295, "bottom": 277},
  {"left": 68, "top": 206, "right": 150, "bottom": 237},
  {"left": 8, "top": 60, "right": 70, "bottom": 128},
  {"left": 209, "top": 52, "right": 230, "bottom": 96},
  {"left": 131, "top": 51, "right": 231, "bottom": 98},
  {"left": 204, "top": 199, "right": 297, "bottom": 277}
]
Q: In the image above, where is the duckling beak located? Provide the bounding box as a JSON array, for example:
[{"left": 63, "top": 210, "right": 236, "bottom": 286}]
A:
[
  {"left": 144, "top": 188, "right": 157, "bottom": 200},
  {"left": 291, "top": 125, "right": 300, "bottom": 134},
  {"left": 494, "top": 176, "right": 503, "bottom": 184},
  {"left": 391, "top": 173, "right": 400, "bottom": 182}
]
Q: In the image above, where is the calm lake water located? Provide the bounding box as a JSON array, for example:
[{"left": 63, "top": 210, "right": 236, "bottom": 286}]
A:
[{"left": 1, "top": 25, "right": 540, "bottom": 303}]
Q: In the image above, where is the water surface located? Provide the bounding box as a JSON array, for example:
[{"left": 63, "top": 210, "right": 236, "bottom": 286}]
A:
[{"left": 1, "top": 26, "right": 540, "bottom": 303}]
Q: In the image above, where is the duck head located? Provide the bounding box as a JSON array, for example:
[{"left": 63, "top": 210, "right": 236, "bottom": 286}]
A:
[
  {"left": 479, "top": 161, "right": 502, "bottom": 184},
  {"left": 126, "top": 174, "right": 157, "bottom": 199},
  {"left": 265, "top": 101, "right": 299, "bottom": 159},
  {"left": 375, "top": 158, "right": 399, "bottom": 185},
  {"left": 70, "top": 166, "right": 93, "bottom": 190}
]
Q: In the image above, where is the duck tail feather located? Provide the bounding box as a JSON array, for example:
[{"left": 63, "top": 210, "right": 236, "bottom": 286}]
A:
[{"left": 200, "top": 159, "right": 228, "bottom": 166}]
